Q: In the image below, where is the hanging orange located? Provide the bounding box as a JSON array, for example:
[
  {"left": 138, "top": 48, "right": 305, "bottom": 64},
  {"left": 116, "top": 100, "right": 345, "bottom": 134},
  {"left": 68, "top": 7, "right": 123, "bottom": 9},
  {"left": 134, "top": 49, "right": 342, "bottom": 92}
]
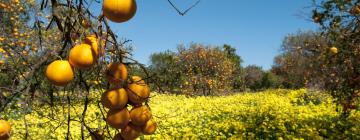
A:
[
  {"left": 102, "top": 0, "right": 137, "bottom": 23},
  {"left": 105, "top": 62, "right": 128, "bottom": 84},
  {"left": 127, "top": 76, "right": 150, "bottom": 104},
  {"left": 106, "top": 108, "right": 130, "bottom": 129},
  {"left": 129, "top": 105, "right": 151, "bottom": 126},
  {"left": 46, "top": 60, "right": 74, "bottom": 86},
  {"left": 101, "top": 88, "right": 128, "bottom": 109},
  {"left": 330, "top": 47, "right": 338, "bottom": 54},
  {"left": 69, "top": 43, "right": 96, "bottom": 69}
]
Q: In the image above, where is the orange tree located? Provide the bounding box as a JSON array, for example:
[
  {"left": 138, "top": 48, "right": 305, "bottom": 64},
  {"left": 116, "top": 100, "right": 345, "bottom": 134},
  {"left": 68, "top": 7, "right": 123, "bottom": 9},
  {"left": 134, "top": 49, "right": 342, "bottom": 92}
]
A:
[
  {"left": 177, "top": 43, "right": 236, "bottom": 96},
  {"left": 149, "top": 44, "right": 242, "bottom": 95},
  {"left": 307, "top": 0, "right": 360, "bottom": 115},
  {"left": 0, "top": 0, "right": 200, "bottom": 139},
  {"left": 272, "top": 31, "right": 328, "bottom": 89}
]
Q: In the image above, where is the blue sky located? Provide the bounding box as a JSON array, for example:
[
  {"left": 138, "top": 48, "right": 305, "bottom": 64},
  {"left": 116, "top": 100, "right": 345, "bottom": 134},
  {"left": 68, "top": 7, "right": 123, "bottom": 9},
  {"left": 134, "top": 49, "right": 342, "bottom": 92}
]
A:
[{"left": 93, "top": 0, "right": 318, "bottom": 70}]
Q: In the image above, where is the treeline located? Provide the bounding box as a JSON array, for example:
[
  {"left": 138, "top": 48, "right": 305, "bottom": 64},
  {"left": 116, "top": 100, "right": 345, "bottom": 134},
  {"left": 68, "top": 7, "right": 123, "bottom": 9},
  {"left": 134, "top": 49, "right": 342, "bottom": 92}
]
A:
[
  {"left": 143, "top": 29, "right": 357, "bottom": 98},
  {"left": 142, "top": 43, "right": 284, "bottom": 95}
]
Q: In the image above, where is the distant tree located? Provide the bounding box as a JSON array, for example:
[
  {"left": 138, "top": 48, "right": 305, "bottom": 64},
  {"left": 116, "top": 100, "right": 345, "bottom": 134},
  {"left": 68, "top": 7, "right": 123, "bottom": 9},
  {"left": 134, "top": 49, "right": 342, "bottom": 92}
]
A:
[
  {"left": 149, "top": 50, "right": 183, "bottom": 94},
  {"left": 178, "top": 44, "right": 236, "bottom": 95},
  {"left": 261, "top": 71, "right": 282, "bottom": 89},
  {"left": 272, "top": 31, "right": 327, "bottom": 89},
  {"left": 223, "top": 44, "right": 245, "bottom": 91},
  {"left": 244, "top": 65, "right": 264, "bottom": 91},
  {"left": 149, "top": 44, "right": 243, "bottom": 95}
]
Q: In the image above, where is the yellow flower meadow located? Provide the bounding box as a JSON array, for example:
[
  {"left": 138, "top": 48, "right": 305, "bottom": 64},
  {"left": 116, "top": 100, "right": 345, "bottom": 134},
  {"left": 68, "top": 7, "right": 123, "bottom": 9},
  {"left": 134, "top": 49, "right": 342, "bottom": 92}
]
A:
[{"left": 2, "top": 89, "right": 360, "bottom": 139}]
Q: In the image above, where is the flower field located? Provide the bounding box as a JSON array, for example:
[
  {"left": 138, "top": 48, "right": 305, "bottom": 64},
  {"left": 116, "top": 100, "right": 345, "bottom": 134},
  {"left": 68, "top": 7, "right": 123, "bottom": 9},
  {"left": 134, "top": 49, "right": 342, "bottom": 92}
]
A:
[{"left": 3, "top": 89, "right": 360, "bottom": 139}]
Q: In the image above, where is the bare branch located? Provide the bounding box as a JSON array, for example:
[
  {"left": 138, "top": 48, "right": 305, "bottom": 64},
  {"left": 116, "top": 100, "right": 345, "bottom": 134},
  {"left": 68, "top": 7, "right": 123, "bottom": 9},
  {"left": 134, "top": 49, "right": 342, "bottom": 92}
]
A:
[{"left": 167, "top": 0, "right": 201, "bottom": 16}]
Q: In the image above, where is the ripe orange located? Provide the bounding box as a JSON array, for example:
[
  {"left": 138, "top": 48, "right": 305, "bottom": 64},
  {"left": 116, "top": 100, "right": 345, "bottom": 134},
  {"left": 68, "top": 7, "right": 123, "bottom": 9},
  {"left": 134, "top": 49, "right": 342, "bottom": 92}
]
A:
[
  {"left": 46, "top": 60, "right": 74, "bottom": 86},
  {"left": 83, "top": 35, "right": 104, "bottom": 58},
  {"left": 101, "top": 88, "right": 128, "bottom": 109},
  {"left": 69, "top": 43, "right": 96, "bottom": 69},
  {"left": 106, "top": 108, "right": 130, "bottom": 129},
  {"left": 105, "top": 62, "right": 128, "bottom": 84},
  {"left": 142, "top": 119, "right": 157, "bottom": 135},
  {"left": 120, "top": 123, "right": 141, "bottom": 140},
  {"left": 103, "top": 0, "right": 137, "bottom": 23},
  {"left": 330, "top": 47, "right": 338, "bottom": 54},
  {"left": 127, "top": 76, "right": 150, "bottom": 104},
  {"left": 0, "top": 120, "right": 11, "bottom": 140},
  {"left": 129, "top": 105, "right": 151, "bottom": 126}
]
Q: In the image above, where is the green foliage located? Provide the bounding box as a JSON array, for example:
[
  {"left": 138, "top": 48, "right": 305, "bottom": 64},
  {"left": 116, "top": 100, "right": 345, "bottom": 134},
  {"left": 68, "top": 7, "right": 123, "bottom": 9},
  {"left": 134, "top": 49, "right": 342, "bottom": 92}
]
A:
[
  {"left": 260, "top": 71, "right": 282, "bottom": 89},
  {"left": 149, "top": 50, "right": 183, "bottom": 94},
  {"left": 4, "top": 89, "right": 360, "bottom": 139},
  {"left": 223, "top": 44, "right": 245, "bottom": 91},
  {"left": 223, "top": 44, "right": 243, "bottom": 69}
]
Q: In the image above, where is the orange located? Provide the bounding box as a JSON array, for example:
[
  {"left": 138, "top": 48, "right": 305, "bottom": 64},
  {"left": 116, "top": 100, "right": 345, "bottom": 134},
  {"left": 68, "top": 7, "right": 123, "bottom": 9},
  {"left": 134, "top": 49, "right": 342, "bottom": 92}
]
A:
[
  {"left": 69, "top": 43, "right": 96, "bottom": 69},
  {"left": 106, "top": 108, "right": 130, "bottom": 129},
  {"left": 105, "top": 62, "right": 128, "bottom": 84},
  {"left": 101, "top": 88, "right": 128, "bottom": 109},
  {"left": 129, "top": 105, "right": 151, "bottom": 126},
  {"left": 127, "top": 76, "right": 150, "bottom": 104},
  {"left": 120, "top": 123, "right": 141, "bottom": 140},
  {"left": 83, "top": 35, "right": 104, "bottom": 58},
  {"left": 46, "top": 60, "right": 74, "bottom": 86},
  {"left": 103, "top": 0, "right": 137, "bottom": 23},
  {"left": 142, "top": 119, "right": 157, "bottom": 135},
  {"left": 330, "top": 47, "right": 338, "bottom": 54},
  {"left": 0, "top": 120, "right": 11, "bottom": 140}
]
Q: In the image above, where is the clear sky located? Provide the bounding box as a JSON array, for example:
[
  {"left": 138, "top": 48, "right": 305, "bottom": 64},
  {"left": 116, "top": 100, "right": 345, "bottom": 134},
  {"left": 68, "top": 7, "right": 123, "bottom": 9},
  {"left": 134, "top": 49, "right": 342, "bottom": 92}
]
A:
[{"left": 93, "top": 0, "right": 318, "bottom": 70}]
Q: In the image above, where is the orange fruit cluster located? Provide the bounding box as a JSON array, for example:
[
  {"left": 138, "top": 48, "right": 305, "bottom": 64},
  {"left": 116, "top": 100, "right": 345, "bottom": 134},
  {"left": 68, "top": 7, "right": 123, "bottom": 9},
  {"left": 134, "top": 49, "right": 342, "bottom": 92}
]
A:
[
  {"left": 101, "top": 65, "right": 156, "bottom": 140},
  {"left": 45, "top": 35, "right": 103, "bottom": 86}
]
